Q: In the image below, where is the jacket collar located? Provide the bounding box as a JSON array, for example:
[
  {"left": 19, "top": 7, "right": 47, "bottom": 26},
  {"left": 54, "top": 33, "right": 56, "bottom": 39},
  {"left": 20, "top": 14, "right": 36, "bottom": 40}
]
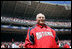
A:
[{"left": 36, "top": 23, "right": 47, "bottom": 28}]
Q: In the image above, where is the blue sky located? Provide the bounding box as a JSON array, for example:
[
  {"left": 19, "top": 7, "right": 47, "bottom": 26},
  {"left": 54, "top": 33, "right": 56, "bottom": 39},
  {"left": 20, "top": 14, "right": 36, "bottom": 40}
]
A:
[{"left": 40, "top": 1, "right": 71, "bottom": 4}]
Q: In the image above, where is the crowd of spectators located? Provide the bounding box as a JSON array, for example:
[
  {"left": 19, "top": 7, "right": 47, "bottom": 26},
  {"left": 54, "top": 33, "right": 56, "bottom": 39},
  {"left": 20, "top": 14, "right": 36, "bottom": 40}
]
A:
[
  {"left": 59, "top": 40, "right": 71, "bottom": 48},
  {"left": 1, "top": 42, "right": 25, "bottom": 48},
  {"left": 1, "top": 16, "right": 36, "bottom": 25},
  {"left": 1, "top": 40, "right": 71, "bottom": 48},
  {"left": 45, "top": 21, "right": 71, "bottom": 27},
  {"left": 1, "top": 16, "right": 71, "bottom": 27}
]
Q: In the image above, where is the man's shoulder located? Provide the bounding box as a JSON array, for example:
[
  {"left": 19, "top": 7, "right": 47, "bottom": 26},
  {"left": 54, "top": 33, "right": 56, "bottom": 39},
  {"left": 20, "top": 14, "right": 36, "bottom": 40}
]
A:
[
  {"left": 29, "top": 25, "right": 37, "bottom": 31},
  {"left": 47, "top": 25, "right": 52, "bottom": 29},
  {"left": 47, "top": 26, "right": 55, "bottom": 31}
]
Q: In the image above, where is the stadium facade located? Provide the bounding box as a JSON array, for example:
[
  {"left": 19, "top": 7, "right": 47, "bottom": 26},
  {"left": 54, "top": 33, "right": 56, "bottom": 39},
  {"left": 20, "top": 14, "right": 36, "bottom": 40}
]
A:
[{"left": 1, "top": 1, "right": 71, "bottom": 43}]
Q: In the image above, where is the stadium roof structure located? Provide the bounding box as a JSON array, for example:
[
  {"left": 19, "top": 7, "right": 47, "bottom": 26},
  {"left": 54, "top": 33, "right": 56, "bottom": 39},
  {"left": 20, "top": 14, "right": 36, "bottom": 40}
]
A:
[
  {"left": 1, "top": 1, "right": 71, "bottom": 21},
  {"left": 40, "top": 1, "right": 71, "bottom": 5}
]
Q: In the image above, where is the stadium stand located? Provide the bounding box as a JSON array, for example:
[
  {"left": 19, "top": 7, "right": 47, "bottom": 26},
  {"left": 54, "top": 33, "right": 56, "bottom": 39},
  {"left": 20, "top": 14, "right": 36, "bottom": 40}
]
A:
[{"left": 1, "top": 1, "right": 71, "bottom": 48}]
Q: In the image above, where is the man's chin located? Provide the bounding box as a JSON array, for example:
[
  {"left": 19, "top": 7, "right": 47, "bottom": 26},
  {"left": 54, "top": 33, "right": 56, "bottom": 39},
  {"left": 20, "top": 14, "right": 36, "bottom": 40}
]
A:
[{"left": 39, "top": 22, "right": 45, "bottom": 24}]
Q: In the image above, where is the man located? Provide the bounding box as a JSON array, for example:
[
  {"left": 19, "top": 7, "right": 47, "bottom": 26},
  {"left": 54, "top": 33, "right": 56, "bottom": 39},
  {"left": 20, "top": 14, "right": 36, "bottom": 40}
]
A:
[{"left": 25, "top": 13, "right": 59, "bottom": 48}]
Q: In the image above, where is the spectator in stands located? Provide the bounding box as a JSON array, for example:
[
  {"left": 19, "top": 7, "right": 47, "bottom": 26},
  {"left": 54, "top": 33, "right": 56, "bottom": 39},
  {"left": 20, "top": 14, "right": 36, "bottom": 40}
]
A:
[
  {"left": 4, "top": 44, "right": 8, "bottom": 48},
  {"left": 8, "top": 43, "right": 12, "bottom": 48},
  {"left": 1, "top": 44, "right": 5, "bottom": 48},
  {"left": 18, "top": 42, "right": 23, "bottom": 48},
  {"left": 63, "top": 42, "right": 70, "bottom": 48},
  {"left": 12, "top": 42, "right": 19, "bottom": 48},
  {"left": 22, "top": 43, "right": 25, "bottom": 48}
]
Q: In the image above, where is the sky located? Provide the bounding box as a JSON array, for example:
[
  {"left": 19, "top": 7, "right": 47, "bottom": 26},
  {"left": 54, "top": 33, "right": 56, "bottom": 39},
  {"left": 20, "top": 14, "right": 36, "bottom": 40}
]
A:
[{"left": 40, "top": 1, "right": 71, "bottom": 4}]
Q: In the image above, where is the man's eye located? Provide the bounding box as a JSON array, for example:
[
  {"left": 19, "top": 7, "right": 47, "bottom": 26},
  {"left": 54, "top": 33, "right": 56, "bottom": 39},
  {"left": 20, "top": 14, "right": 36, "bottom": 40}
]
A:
[
  {"left": 39, "top": 17, "right": 41, "bottom": 18},
  {"left": 42, "top": 17, "right": 44, "bottom": 18}
]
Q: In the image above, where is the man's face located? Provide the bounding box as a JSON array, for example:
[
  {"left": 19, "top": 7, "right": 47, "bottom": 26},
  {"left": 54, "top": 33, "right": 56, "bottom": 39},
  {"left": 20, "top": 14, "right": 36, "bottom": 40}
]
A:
[{"left": 36, "top": 14, "right": 45, "bottom": 24}]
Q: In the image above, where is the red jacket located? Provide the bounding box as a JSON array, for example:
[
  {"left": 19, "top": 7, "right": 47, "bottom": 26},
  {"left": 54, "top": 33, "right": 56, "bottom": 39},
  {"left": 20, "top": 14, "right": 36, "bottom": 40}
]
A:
[{"left": 25, "top": 24, "right": 59, "bottom": 48}]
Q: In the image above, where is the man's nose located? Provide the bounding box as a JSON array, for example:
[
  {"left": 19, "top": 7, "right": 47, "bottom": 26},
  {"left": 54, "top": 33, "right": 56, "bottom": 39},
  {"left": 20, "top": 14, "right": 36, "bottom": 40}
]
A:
[{"left": 41, "top": 17, "right": 43, "bottom": 19}]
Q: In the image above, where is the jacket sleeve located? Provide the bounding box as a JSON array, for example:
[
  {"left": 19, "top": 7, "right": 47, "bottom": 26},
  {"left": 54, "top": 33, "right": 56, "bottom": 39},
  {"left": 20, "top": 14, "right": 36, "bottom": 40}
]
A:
[
  {"left": 55, "top": 33, "right": 59, "bottom": 44},
  {"left": 51, "top": 29, "right": 59, "bottom": 48},
  {"left": 25, "top": 28, "right": 34, "bottom": 48},
  {"left": 51, "top": 29, "right": 59, "bottom": 43}
]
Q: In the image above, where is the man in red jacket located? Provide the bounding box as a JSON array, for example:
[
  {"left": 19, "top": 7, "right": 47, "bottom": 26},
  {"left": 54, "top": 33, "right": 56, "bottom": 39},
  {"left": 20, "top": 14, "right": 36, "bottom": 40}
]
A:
[{"left": 25, "top": 13, "right": 59, "bottom": 48}]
